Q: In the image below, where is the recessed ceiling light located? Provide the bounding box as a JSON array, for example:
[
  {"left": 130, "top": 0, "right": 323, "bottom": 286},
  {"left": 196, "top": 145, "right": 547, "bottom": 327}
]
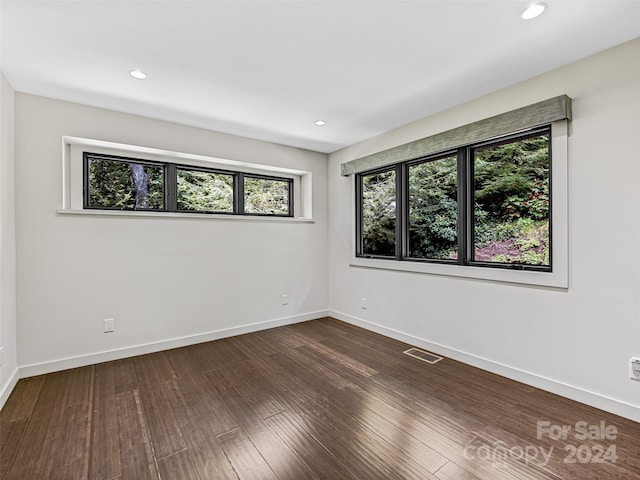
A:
[
  {"left": 314, "top": 120, "right": 326, "bottom": 126},
  {"left": 129, "top": 69, "right": 147, "bottom": 80},
  {"left": 521, "top": 3, "right": 546, "bottom": 20}
]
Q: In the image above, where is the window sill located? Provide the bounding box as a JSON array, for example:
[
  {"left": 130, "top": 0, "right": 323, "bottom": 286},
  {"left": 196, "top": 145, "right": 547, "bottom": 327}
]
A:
[
  {"left": 350, "top": 257, "right": 567, "bottom": 289},
  {"left": 57, "top": 209, "right": 314, "bottom": 223}
]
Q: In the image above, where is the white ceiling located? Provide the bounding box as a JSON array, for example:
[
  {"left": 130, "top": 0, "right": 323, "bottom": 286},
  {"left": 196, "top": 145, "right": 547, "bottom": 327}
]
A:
[{"left": 2, "top": 1, "right": 639, "bottom": 153}]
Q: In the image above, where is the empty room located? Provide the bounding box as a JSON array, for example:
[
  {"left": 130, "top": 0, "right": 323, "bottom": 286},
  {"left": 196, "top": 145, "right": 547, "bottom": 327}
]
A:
[{"left": 1, "top": 1, "right": 639, "bottom": 479}]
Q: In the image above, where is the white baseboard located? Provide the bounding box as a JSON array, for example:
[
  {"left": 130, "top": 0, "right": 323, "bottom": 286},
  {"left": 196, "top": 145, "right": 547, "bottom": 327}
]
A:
[
  {"left": 0, "top": 368, "right": 19, "bottom": 411},
  {"left": 329, "top": 310, "right": 640, "bottom": 423},
  {"left": 19, "top": 310, "right": 329, "bottom": 379}
]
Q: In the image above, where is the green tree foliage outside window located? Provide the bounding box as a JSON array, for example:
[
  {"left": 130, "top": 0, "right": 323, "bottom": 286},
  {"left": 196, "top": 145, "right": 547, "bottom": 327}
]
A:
[
  {"left": 473, "top": 133, "right": 550, "bottom": 266},
  {"left": 408, "top": 156, "right": 458, "bottom": 260},
  {"left": 361, "top": 169, "right": 396, "bottom": 256},
  {"left": 177, "top": 169, "right": 234, "bottom": 212},
  {"left": 244, "top": 177, "right": 290, "bottom": 216},
  {"left": 87, "top": 158, "right": 164, "bottom": 210}
]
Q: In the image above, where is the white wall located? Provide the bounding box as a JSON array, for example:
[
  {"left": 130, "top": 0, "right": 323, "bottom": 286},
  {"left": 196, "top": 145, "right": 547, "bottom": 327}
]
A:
[
  {"left": 328, "top": 39, "right": 640, "bottom": 421},
  {"left": 0, "top": 71, "right": 18, "bottom": 408},
  {"left": 15, "top": 94, "right": 328, "bottom": 374}
]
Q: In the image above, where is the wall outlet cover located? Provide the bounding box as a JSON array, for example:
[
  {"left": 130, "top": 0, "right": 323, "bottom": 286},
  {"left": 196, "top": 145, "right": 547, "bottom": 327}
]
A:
[
  {"left": 631, "top": 357, "right": 640, "bottom": 382},
  {"left": 104, "top": 318, "right": 115, "bottom": 333}
]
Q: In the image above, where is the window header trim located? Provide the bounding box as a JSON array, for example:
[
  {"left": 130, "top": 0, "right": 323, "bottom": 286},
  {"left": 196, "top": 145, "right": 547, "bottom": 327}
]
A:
[{"left": 341, "top": 95, "right": 571, "bottom": 176}]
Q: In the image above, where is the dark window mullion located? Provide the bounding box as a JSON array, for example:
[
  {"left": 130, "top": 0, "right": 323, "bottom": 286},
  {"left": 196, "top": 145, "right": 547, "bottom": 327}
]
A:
[
  {"left": 455, "top": 148, "right": 469, "bottom": 265},
  {"left": 464, "top": 147, "right": 475, "bottom": 265},
  {"left": 355, "top": 174, "right": 364, "bottom": 256},
  {"left": 287, "top": 179, "right": 294, "bottom": 217},
  {"left": 398, "top": 163, "right": 408, "bottom": 260},
  {"left": 236, "top": 173, "right": 244, "bottom": 214},
  {"left": 166, "top": 163, "right": 177, "bottom": 212},
  {"left": 82, "top": 153, "right": 90, "bottom": 209}
]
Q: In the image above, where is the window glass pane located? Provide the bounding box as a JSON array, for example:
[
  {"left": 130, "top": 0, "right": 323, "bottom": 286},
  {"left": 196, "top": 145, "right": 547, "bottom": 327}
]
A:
[
  {"left": 408, "top": 155, "right": 458, "bottom": 260},
  {"left": 244, "top": 177, "right": 291, "bottom": 215},
  {"left": 87, "top": 157, "right": 164, "bottom": 210},
  {"left": 473, "top": 131, "right": 550, "bottom": 266},
  {"left": 361, "top": 169, "right": 396, "bottom": 256},
  {"left": 177, "top": 169, "right": 234, "bottom": 212}
]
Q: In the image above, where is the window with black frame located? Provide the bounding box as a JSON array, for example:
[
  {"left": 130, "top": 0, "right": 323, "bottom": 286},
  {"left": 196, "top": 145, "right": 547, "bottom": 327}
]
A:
[
  {"left": 243, "top": 176, "right": 292, "bottom": 216},
  {"left": 176, "top": 167, "right": 234, "bottom": 213},
  {"left": 407, "top": 153, "right": 459, "bottom": 261},
  {"left": 356, "top": 127, "right": 551, "bottom": 271},
  {"left": 471, "top": 130, "right": 550, "bottom": 268},
  {"left": 85, "top": 154, "right": 165, "bottom": 211},
  {"left": 357, "top": 167, "right": 397, "bottom": 257},
  {"left": 84, "top": 152, "right": 293, "bottom": 217}
]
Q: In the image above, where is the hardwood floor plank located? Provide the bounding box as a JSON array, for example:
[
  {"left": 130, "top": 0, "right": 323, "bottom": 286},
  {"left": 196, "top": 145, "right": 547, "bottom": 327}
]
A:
[
  {"left": 217, "top": 428, "right": 278, "bottom": 480},
  {"left": 157, "top": 449, "right": 199, "bottom": 480},
  {"left": 191, "top": 338, "right": 250, "bottom": 374},
  {"left": 162, "top": 376, "right": 239, "bottom": 480},
  {"left": 205, "top": 368, "right": 321, "bottom": 480},
  {"left": 116, "top": 389, "right": 160, "bottom": 480},
  {"left": 216, "top": 360, "right": 285, "bottom": 419},
  {"left": 136, "top": 380, "right": 186, "bottom": 460},
  {"left": 264, "top": 411, "right": 360, "bottom": 480},
  {"left": 168, "top": 372, "right": 238, "bottom": 436},
  {"left": 4, "top": 368, "right": 93, "bottom": 480},
  {"left": 134, "top": 352, "right": 177, "bottom": 386},
  {"left": 435, "top": 461, "right": 482, "bottom": 480},
  {"left": 3, "top": 373, "right": 67, "bottom": 479},
  {"left": 0, "top": 375, "right": 45, "bottom": 423},
  {"left": 0, "top": 418, "right": 28, "bottom": 477},
  {"left": 112, "top": 358, "right": 140, "bottom": 395},
  {"left": 89, "top": 363, "right": 122, "bottom": 479}
]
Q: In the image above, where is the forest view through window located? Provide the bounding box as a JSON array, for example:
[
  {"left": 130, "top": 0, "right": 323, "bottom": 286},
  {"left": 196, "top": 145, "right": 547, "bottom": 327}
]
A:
[
  {"left": 357, "top": 127, "right": 550, "bottom": 271},
  {"left": 84, "top": 153, "right": 293, "bottom": 217}
]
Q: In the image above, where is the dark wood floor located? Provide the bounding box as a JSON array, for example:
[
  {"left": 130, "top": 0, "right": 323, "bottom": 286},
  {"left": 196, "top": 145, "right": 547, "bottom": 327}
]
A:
[{"left": 1, "top": 318, "right": 639, "bottom": 480}]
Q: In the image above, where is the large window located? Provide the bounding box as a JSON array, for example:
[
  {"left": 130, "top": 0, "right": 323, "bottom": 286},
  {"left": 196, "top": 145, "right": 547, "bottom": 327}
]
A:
[
  {"left": 84, "top": 152, "right": 293, "bottom": 217},
  {"left": 356, "top": 127, "right": 551, "bottom": 272}
]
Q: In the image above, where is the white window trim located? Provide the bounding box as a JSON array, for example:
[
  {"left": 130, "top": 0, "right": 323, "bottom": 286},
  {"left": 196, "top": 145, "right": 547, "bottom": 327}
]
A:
[
  {"left": 349, "top": 120, "right": 569, "bottom": 289},
  {"left": 60, "top": 136, "right": 314, "bottom": 221}
]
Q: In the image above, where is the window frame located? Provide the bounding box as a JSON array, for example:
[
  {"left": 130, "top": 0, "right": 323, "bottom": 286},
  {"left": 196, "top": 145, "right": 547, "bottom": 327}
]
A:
[
  {"left": 404, "top": 150, "right": 462, "bottom": 265},
  {"left": 240, "top": 173, "right": 295, "bottom": 217},
  {"left": 175, "top": 165, "right": 236, "bottom": 214},
  {"left": 355, "top": 164, "right": 402, "bottom": 260},
  {"left": 82, "top": 152, "right": 294, "bottom": 218},
  {"left": 355, "top": 125, "right": 555, "bottom": 275},
  {"left": 83, "top": 152, "right": 168, "bottom": 212},
  {"left": 465, "top": 127, "right": 552, "bottom": 272},
  {"left": 62, "top": 136, "right": 314, "bottom": 222}
]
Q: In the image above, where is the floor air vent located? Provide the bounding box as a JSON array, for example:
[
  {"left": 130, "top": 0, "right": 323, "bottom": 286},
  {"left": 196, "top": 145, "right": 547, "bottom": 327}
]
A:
[{"left": 403, "top": 348, "right": 443, "bottom": 364}]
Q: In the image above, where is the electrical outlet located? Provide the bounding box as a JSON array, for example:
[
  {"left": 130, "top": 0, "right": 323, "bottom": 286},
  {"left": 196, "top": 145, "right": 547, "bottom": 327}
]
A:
[
  {"left": 104, "top": 318, "right": 115, "bottom": 333},
  {"left": 0, "top": 346, "right": 4, "bottom": 367},
  {"left": 282, "top": 294, "right": 289, "bottom": 305},
  {"left": 361, "top": 297, "right": 367, "bottom": 309},
  {"left": 630, "top": 357, "right": 640, "bottom": 382}
]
